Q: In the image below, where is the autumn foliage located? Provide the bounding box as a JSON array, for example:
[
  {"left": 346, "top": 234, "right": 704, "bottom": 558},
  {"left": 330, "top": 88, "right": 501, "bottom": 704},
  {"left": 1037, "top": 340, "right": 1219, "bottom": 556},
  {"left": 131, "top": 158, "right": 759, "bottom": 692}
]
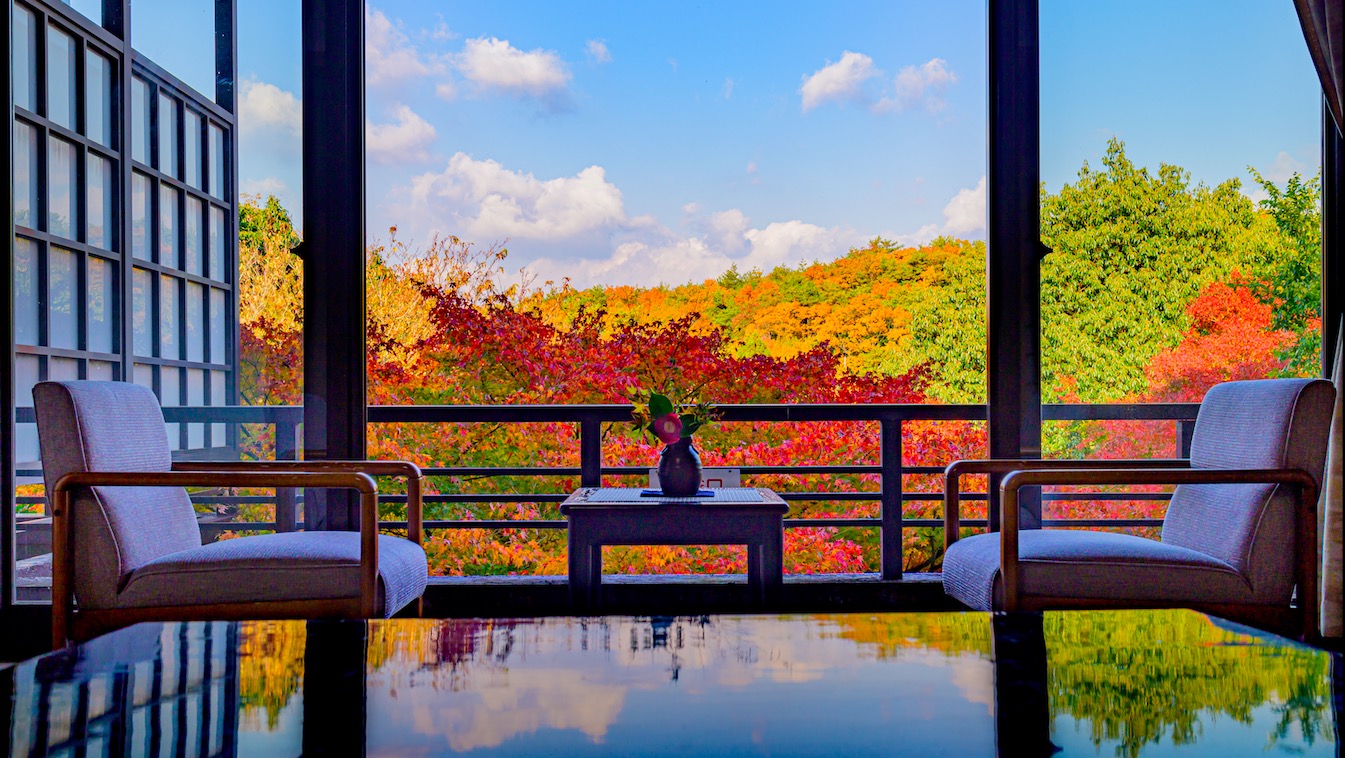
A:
[{"left": 235, "top": 142, "right": 1321, "bottom": 576}]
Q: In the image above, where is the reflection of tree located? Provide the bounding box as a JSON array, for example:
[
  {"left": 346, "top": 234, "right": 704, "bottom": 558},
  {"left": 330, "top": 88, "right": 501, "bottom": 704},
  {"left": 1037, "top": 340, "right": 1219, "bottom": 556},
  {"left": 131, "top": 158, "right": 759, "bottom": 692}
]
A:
[
  {"left": 820, "top": 611, "right": 992, "bottom": 659},
  {"left": 237, "top": 621, "right": 306, "bottom": 730},
  {"left": 1045, "top": 610, "right": 1334, "bottom": 757}
]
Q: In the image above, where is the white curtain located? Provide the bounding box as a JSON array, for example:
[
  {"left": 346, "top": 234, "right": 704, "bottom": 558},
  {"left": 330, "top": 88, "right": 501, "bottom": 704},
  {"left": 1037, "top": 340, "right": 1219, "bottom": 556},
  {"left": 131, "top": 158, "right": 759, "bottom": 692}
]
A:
[{"left": 1322, "top": 320, "right": 1343, "bottom": 638}]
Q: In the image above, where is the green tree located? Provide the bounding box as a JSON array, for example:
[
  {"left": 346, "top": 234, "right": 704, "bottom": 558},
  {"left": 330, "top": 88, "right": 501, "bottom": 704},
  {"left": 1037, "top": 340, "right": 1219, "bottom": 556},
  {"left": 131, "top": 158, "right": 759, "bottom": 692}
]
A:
[{"left": 1040, "top": 139, "right": 1286, "bottom": 401}]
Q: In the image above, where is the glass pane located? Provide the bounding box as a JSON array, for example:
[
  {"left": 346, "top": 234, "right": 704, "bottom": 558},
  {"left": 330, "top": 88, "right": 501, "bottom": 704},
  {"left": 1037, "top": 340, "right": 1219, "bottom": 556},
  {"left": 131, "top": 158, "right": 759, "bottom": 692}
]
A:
[
  {"left": 160, "top": 275, "right": 180, "bottom": 358},
  {"left": 184, "top": 110, "right": 203, "bottom": 189},
  {"left": 185, "top": 198, "right": 204, "bottom": 275},
  {"left": 14, "top": 121, "right": 38, "bottom": 229},
  {"left": 46, "top": 25, "right": 76, "bottom": 129},
  {"left": 86, "top": 51, "right": 112, "bottom": 146},
  {"left": 132, "top": 172, "right": 151, "bottom": 259},
  {"left": 87, "top": 360, "right": 115, "bottom": 381},
  {"left": 49, "top": 357, "right": 79, "bottom": 381},
  {"left": 48, "top": 138, "right": 78, "bottom": 240},
  {"left": 133, "top": 362, "right": 154, "bottom": 389},
  {"left": 133, "top": 268, "right": 152, "bottom": 356},
  {"left": 15, "top": 355, "right": 40, "bottom": 464},
  {"left": 187, "top": 369, "right": 205, "bottom": 448},
  {"left": 132, "top": 78, "right": 150, "bottom": 164},
  {"left": 14, "top": 238, "right": 40, "bottom": 346},
  {"left": 209, "top": 124, "right": 225, "bottom": 198},
  {"left": 158, "top": 93, "right": 179, "bottom": 177},
  {"left": 160, "top": 185, "right": 181, "bottom": 267},
  {"left": 48, "top": 247, "right": 78, "bottom": 350},
  {"left": 161, "top": 366, "right": 181, "bottom": 451},
  {"left": 209, "top": 288, "right": 226, "bottom": 363},
  {"left": 13, "top": 5, "right": 36, "bottom": 112},
  {"left": 210, "top": 370, "right": 227, "bottom": 444},
  {"left": 88, "top": 255, "right": 115, "bottom": 353},
  {"left": 208, "top": 205, "right": 227, "bottom": 281},
  {"left": 87, "top": 154, "right": 114, "bottom": 250},
  {"left": 186, "top": 282, "right": 205, "bottom": 362}
]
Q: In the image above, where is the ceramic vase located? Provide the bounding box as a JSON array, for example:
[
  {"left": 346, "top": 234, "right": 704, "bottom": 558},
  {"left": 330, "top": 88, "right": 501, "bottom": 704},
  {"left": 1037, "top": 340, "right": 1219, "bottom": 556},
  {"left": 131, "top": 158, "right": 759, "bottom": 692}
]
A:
[{"left": 658, "top": 438, "right": 702, "bottom": 497}]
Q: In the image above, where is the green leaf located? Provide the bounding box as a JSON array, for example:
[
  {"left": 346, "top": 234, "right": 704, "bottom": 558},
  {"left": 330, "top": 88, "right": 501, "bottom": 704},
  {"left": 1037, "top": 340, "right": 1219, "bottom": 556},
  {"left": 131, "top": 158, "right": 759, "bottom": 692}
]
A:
[{"left": 648, "top": 393, "right": 674, "bottom": 418}]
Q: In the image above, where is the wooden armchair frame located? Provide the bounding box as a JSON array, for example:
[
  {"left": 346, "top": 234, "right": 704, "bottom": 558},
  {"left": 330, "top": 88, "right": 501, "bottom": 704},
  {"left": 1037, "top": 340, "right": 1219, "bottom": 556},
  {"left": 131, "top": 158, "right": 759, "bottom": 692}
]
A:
[
  {"left": 50, "top": 461, "right": 425, "bottom": 649},
  {"left": 943, "top": 459, "right": 1320, "bottom": 639}
]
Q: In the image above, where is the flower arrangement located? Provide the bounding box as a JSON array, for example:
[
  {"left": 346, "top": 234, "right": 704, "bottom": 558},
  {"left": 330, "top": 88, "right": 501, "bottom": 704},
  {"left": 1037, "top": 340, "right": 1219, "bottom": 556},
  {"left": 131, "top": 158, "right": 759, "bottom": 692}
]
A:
[{"left": 628, "top": 385, "right": 717, "bottom": 446}]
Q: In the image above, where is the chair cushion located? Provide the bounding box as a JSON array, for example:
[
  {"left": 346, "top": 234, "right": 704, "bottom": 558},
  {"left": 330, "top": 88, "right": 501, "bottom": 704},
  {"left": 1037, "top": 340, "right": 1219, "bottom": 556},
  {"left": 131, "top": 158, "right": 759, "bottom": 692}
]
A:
[
  {"left": 117, "top": 532, "right": 428, "bottom": 617},
  {"left": 942, "top": 530, "right": 1251, "bottom": 611}
]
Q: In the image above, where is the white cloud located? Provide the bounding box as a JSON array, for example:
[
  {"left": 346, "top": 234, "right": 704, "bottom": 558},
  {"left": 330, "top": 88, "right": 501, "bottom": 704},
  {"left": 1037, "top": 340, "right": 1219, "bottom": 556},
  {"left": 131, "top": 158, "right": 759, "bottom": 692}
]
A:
[
  {"left": 908, "top": 177, "right": 987, "bottom": 243},
  {"left": 238, "top": 79, "right": 300, "bottom": 136},
  {"left": 800, "top": 51, "right": 878, "bottom": 111},
  {"left": 367, "top": 104, "right": 437, "bottom": 164},
  {"left": 366, "top": 7, "right": 442, "bottom": 86},
  {"left": 1263, "top": 150, "right": 1310, "bottom": 182},
  {"left": 722, "top": 77, "right": 735, "bottom": 99},
  {"left": 455, "top": 37, "right": 571, "bottom": 101},
  {"left": 877, "top": 58, "right": 957, "bottom": 114},
  {"left": 387, "top": 154, "right": 862, "bottom": 288},
  {"left": 801, "top": 54, "right": 958, "bottom": 116},
  {"left": 586, "top": 39, "right": 612, "bottom": 64},
  {"left": 242, "top": 177, "right": 288, "bottom": 197},
  {"left": 410, "top": 153, "right": 625, "bottom": 241}
]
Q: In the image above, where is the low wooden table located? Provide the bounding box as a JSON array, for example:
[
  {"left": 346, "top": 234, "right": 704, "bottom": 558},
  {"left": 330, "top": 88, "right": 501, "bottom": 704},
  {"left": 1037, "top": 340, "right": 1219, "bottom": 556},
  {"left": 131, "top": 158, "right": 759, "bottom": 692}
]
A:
[{"left": 559, "top": 487, "right": 789, "bottom": 609}]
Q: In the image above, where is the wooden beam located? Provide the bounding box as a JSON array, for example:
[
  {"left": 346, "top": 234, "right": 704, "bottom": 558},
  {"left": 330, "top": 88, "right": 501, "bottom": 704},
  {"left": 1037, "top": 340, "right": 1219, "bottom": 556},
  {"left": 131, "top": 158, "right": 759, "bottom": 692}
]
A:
[
  {"left": 986, "top": 0, "right": 1043, "bottom": 531},
  {"left": 301, "top": 0, "right": 367, "bottom": 530}
]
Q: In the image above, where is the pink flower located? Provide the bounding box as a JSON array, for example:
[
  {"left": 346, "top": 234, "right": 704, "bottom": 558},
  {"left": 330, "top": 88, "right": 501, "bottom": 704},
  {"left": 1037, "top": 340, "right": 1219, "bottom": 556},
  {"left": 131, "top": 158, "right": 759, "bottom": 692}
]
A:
[{"left": 652, "top": 413, "right": 683, "bottom": 444}]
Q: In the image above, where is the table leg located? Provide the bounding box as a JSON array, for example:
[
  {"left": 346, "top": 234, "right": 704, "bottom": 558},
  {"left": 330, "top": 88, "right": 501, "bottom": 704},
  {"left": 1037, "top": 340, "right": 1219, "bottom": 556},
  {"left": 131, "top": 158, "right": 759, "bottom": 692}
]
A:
[
  {"left": 761, "top": 521, "right": 784, "bottom": 606},
  {"left": 588, "top": 543, "right": 603, "bottom": 609},
  {"left": 568, "top": 519, "right": 593, "bottom": 611}
]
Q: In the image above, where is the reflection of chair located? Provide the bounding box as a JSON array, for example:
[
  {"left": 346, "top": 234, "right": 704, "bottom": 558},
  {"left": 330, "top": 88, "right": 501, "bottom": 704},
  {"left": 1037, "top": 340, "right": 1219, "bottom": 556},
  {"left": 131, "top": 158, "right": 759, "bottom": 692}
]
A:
[
  {"left": 35, "top": 381, "right": 429, "bottom": 648},
  {"left": 942, "top": 378, "right": 1334, "bottom": 637}
]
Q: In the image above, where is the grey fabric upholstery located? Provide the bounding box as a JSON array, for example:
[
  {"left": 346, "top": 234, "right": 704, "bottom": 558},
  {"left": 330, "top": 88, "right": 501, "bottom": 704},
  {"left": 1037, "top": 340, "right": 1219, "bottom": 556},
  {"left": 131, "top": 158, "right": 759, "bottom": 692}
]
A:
[
  {"left": 34, "top": 381, "right": 200, "bottom": 610},
  {"left": 942, "top": 530, "right": 1248, "bottom": 611},
  {"left": 33, "top": 379, "right": 428, "bottom": 618},
  {"left": 1163, "top": 378, "right": 1335, "bottom": 604},
  {"left": 943, "top": 378, "right": 1335, "bottom": 612},
  {"left": 118, "top": 532, "right": 429, "bottom": 618}
]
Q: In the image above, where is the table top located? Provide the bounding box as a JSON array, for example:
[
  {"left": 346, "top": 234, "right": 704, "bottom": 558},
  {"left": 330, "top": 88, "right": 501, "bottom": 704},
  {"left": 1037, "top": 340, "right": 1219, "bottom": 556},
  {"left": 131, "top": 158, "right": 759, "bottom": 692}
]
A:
[
  {"left": 562, "top": 486, "right": 788, "bottom": 512},
  {"left": 5, "top": 609, "right": 1338, "bottom": 757}
]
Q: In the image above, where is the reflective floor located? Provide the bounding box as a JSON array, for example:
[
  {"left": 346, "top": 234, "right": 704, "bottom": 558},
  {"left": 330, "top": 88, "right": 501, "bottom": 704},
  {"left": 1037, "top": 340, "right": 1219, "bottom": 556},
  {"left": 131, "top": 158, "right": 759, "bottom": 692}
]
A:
[{"left": 5, "top": 609, "right": 1340, "bottom": 756}]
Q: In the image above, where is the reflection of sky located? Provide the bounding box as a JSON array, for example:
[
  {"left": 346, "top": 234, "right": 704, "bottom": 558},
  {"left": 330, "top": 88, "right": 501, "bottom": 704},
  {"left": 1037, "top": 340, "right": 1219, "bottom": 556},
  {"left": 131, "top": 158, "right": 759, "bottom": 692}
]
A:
[{"left": 364, "top": 615, "right": 996, "bottom": 756}]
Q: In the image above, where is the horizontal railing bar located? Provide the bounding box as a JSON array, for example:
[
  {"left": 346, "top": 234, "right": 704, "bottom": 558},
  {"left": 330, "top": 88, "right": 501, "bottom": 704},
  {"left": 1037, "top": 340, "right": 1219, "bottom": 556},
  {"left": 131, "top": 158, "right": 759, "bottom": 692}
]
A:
[
  {"left": 1043, "top": 519, "right": 1163, "bottom": 527},
  {"left": 15, "top": 402, "right": 1201, "bottom": 426}
]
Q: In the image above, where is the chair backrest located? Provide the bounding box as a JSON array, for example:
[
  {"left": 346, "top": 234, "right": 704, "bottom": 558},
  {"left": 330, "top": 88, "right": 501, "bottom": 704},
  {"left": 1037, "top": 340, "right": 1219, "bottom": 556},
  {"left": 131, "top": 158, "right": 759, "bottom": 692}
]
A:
[
  {"left": 34, "top": 381, "right": 202, "bottom": 610},
  {"left": 1162, "top": 378, "right": 1335, "bottom": 604}
]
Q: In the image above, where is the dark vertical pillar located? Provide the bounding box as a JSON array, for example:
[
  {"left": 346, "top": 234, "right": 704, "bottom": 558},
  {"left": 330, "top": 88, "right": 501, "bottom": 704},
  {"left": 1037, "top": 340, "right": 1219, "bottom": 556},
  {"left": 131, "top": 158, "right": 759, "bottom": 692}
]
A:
[
  {"left": 217, "top": 0, "right": 240, "bottom": 415},
  {"left": 301, "top": 0, "right": 366, "bottom": 531},
  {"left": 880, "top": 418, "right": 903, "bottom": 580},
  {"left": 986, "top": 0, "right": 1043, "bottom": 532},
  {"left": 1323, "top": 101, "right": 1342, "bottom": 377},
  {"left": 3, "top": 0, "right": 16, "bottom": 611}
]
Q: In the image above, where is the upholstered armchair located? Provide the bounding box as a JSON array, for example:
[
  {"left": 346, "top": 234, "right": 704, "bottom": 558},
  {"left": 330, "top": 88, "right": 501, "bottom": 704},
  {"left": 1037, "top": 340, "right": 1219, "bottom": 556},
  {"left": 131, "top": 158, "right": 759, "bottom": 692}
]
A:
[
  {"left": 35, "top": 381, "right": 429, "bottom": 648},
  {"left": 942, "top": 378, "right": 1335, "bottom": 638}
]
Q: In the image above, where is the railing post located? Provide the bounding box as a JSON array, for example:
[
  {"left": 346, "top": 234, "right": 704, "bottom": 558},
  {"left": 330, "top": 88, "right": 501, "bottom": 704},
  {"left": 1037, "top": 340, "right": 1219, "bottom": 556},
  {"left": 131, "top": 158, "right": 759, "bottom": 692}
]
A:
[
  {"left": 880, "top": 418, "right": 904, "bottom": 580},
  {"left": 275, "top": 416, "right": 299, "bottom": 532},
  {"left": 579, "top": 418, "right": 602, "bottom": 488},
  {"left": 1175, "top": 419, "right": 1196, "bottom": 459}
]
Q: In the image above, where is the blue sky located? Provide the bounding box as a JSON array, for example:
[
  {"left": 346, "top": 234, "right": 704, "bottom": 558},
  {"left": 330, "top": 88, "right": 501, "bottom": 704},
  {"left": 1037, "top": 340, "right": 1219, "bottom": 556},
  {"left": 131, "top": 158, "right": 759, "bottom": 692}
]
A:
[{"left": 128, "top": 1, "right": 1321, "bottom": 288}]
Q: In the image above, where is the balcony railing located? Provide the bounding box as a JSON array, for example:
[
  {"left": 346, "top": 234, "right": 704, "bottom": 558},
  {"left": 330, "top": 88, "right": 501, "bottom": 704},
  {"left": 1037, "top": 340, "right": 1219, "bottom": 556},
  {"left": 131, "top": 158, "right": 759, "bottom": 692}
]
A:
[{"left": 15, "top": 402, "right": 1199, "bottom": 581}]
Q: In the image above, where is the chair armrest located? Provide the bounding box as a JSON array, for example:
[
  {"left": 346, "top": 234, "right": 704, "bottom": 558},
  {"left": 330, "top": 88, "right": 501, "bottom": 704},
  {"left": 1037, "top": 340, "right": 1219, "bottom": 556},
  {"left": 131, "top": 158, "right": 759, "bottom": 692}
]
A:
[
  {"left": 171, "top": 460, "right": 425, "bottom": 545},
  {"left": 50, "top": 470, "right": 383, "bottom": 648},
  {"left": 943, "top": 458, "right": 1188, "bottom": 549},
  {"left": 996, "top": 467, "right": 1319, "bottom": 630}
]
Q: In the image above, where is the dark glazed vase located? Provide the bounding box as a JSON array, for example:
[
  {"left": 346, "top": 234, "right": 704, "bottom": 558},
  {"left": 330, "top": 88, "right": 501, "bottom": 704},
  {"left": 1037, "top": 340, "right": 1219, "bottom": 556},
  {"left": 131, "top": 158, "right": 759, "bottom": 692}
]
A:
[{"left": 658, "top": 438, "right": 702, "bottom": 497}]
